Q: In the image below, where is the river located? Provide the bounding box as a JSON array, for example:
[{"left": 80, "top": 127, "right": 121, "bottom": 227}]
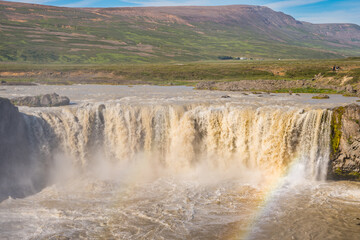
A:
[{"left": 0, "top": 85, "right": 359, "bottom": 239}]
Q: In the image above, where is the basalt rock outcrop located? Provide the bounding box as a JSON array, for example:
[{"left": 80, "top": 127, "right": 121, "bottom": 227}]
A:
[
  {"left": 11, "top": 93, "right": 70, "bottom": 107},
  {"left": 329, "top": 104, "right": 360, "bottom": 180},
  {"left": 0, "top": 98, "right": 49, "bottom": 201}
]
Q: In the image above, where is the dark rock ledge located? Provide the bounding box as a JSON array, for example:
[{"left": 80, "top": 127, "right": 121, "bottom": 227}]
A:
[
  {"left": 329, "top": 104, "right": 360, "bottom": 181},
  {"left": 11, "top": 93, "right": 70, "bottom": 107},
  {"left": 0, "top": 98, "right": 50, "bottom": 201}
]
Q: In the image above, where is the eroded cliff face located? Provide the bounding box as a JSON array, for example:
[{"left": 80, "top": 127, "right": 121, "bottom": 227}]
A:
[
  {"left": 0, "top": 98, "right": 48, "bottom": 201},
  {"left": 329, "top": 104, "right": 360, "bottom": 180}
]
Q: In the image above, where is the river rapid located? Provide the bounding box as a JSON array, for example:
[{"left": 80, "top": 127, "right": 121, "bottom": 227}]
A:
[{"left": 0, "top": 85, "right": 359, "bottom": 239}]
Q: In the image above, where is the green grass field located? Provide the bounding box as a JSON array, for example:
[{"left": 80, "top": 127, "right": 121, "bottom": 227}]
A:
[{"left": 1, "top": 58, "right": 360, "bottom": 87}]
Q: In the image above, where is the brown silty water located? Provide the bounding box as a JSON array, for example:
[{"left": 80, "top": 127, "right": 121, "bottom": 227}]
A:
[{"left": 0, "top": 85, "right": 359, "bottom": 239}]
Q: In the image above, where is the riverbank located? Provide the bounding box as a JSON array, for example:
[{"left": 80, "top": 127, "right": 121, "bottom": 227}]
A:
[{"left": 1, "top": 59, "right": 360, "bottom": 95}]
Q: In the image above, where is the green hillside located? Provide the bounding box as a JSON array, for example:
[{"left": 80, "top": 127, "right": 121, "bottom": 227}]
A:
[{"left": 1, "top": 2, "right": 360, "bottom": 63}]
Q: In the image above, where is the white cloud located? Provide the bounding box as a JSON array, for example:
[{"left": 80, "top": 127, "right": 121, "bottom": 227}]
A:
[
  {"left": 265, "top": 0, "right": 326, "bottom": 10},
  {"left": 298, "top": 10, "right": 360, "bottom": 25}
]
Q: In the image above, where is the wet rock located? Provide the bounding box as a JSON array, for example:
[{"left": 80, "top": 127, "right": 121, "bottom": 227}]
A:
[
  {"left": 298, "top": 109, "right": 305, "bottom": 114},
  {"left": 11, "top": 93, "right": 70, "bottom": 107},
  {"left": 312, "top": 94, "right": 329, "bottom": 99},
  {"left": 0, "top": 98, "right": 48, "bottom": 200},
  {"left": 329, "top": 104, "right": 360, "bottom": 181}
]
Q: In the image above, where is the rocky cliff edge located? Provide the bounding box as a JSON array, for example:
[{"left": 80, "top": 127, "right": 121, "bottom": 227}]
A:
[{"left": 329, "top": 104, "right": 360, "bottom": 180}]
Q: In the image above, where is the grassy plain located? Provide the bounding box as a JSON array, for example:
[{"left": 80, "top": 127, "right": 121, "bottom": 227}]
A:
[{"left": 1, "top": 58, "right": 360, "bottom": 88}]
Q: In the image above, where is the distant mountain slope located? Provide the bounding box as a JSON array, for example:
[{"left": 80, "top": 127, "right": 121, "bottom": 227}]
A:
[{"left": 0, "top": 1, "right": 360, "bottom": 63}]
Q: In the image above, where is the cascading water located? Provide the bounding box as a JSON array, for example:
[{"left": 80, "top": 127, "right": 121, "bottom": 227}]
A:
[
  {"left": 1, "top": 86, "right": 359, "bottom": 240},
  {"left": 27, "top": 103, "right": 331, "bottom": 181}
]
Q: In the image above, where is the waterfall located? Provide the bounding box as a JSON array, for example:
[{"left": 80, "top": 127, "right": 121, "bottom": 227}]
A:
[
  {"left": 0, "top": 100, "right": 336, "bottom": 239},
  {"left": 25, "top": 103, "right": 332, "bottom": 181}
]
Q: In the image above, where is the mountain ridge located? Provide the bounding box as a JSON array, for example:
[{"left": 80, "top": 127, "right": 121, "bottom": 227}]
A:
[{"left": 0, "top": 1, "right": 360, "bottom": 63}]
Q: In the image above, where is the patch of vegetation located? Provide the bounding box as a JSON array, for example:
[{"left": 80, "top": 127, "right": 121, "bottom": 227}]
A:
[
  {"left": 275, "top": 88, "right": 337, "bottom": 94},
  {"left": 334, "top": 167, "right": 360, "bottom": 181},
  {"left": 346, "top": 68, "right": 360, "bottom": 84},
  {"left": 218, "top": 56, "right": 234, "bottom": 60},
  {"left": 331, "top": 106, "right": 345, "bottom": 155},
  {"left": 349, "top": 171, "right": 360, "bottom": 179},
  {"left": 345, "top": 57, "right": 360, "bottom": 60},
  {"left": 284, "top": 67, "right": 330, "bottom": 79}
]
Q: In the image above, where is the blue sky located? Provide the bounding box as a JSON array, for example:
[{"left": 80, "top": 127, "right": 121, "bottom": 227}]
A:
[{"left": 4, "top": 0, "right": 360, "bottom": 25}]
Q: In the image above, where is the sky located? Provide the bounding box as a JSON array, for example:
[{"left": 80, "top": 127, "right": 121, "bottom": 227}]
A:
[{"left": 4, "top": 0, "right": 360, "bottom": 25}]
